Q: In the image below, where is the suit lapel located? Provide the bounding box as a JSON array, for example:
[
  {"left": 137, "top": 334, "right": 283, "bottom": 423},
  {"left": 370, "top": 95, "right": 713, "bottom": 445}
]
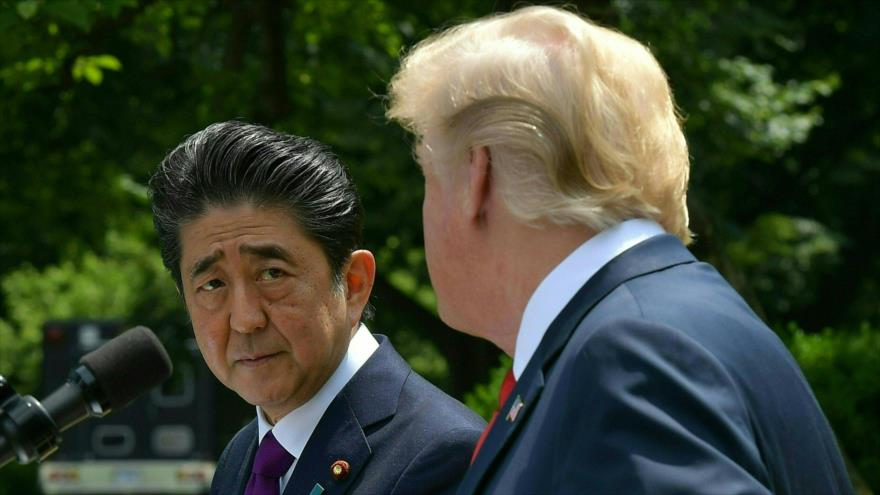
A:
[
  {"left": 282, "top": 396, "right": 371, "bottom": 495},
  {"left": 224, "top": 421, "right": 258, "bottom": 495},
  {"left": 457, "top": 235, "right": 696, "bottom": 494},
  {"left": 282, "top": 336, "right": 407, "bottom": 495},
  {"left": 463, "top": 367, "right": 544, "bottom": 494}
]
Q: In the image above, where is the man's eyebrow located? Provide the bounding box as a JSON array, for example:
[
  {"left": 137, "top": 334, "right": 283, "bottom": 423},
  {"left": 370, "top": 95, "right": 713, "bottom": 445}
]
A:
[
  {"left": 240, "top": 243, "right": 294, "bottom": 264},
  {"left": 190, "top": 251, "right": 223, "bottom": 282}
]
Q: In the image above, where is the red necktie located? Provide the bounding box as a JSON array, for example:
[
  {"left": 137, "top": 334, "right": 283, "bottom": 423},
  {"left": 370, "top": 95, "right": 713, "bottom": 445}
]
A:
[{"left": 471, "top": 369, "right": 517, "bottom": 463}]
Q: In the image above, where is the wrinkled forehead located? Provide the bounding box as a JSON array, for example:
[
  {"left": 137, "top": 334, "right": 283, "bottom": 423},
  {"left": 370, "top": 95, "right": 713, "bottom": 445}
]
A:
[{"left": 179, "top": 203, "right": 298, "bottom": 254}]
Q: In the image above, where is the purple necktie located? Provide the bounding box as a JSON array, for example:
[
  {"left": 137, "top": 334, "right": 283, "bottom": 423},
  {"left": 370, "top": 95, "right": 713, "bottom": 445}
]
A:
[{"left": 244, "top": 431, "right": 295, "bottom": 495}]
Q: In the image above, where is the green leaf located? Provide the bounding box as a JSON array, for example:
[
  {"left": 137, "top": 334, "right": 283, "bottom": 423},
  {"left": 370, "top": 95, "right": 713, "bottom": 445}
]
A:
[
  {"left": 16, "top": 0, "right": 39, "bottom": 20},
  {"left": 71, "top": 55, "right": 121, "bottom": 85},
  {"left": 83, "top": 64, "right": 103, "bottom": 84},
  {"left": 71, "top": 56, "right": 86, "bottom": 81},
  {"left": 92, "top": 54, "right": 122, "bottom": 71}
]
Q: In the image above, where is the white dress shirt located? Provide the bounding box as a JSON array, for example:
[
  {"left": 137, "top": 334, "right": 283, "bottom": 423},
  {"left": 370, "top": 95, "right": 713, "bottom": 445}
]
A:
[
  {"left": 512, "top": 219, "right": 665, "bottom": 380},
  {"left": 255, "top": 323, "right": 379, "bottom": 492}
]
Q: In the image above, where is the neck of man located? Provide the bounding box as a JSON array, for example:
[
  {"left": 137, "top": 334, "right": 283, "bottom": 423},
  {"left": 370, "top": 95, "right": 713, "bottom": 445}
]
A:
[{"left": 479, "top": 218, "right": 593, "bottom": 356}]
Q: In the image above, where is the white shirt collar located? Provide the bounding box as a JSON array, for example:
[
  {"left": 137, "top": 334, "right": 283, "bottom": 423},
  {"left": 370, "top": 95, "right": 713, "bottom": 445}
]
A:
[
  {"left": 512, "top": 219, "right": 665, "bottom": 379},
  {"left": 256, "top": 323, "right": 378, "bottom": 489}
]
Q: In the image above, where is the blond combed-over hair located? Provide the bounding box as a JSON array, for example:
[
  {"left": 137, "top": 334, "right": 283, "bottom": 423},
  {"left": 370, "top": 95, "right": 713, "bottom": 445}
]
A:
[{"left": 387, "top": 6, "right": 692, "bottom": 244}]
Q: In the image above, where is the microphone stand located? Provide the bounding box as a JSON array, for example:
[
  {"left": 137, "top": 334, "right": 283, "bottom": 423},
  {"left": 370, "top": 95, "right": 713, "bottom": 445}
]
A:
[{"left": 0, "top": 374, "right": 62, "bottom": 469}]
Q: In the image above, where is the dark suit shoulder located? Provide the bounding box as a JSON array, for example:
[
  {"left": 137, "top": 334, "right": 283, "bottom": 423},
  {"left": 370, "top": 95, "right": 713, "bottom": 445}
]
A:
[
  {"left": 402, "top": 369, "right": 485, "bottom": 457},
  {"left": 381, "top": 371, "right": 484, "bottom": 495},
  {"left": 555, "top": 262, "right": 853, "bottom": 494},
  {"left": 400, "top": 369, "right": 486, "bottom": 430},
  {"left": 329, "top": 336, "right": 485, "bottom": 495},
  {"left": 592, "top": 262, "right": 816, "bottom": 399},
  {"left": 393, "top": 424, "right": 484, "bottom": 495},
  {"left": 344, "top": 335, "right": 485, "bottom": 437},
  {"left": 560, "top": 316, "right": 772, "bottom": 492}
]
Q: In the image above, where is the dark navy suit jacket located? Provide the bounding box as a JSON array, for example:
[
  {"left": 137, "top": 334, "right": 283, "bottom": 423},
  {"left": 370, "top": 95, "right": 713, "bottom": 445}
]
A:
[
  {"left": 211, "top": 335, "right": 485, "bottom": 495},
  {"left": 459, "top": 235, "right": 853, "bottom": 495}
]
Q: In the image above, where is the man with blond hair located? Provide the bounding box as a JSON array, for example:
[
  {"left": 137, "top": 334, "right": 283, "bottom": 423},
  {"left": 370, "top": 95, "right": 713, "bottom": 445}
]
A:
[{"left": 387, "top": 6, "right": 852, "bottom": 495}]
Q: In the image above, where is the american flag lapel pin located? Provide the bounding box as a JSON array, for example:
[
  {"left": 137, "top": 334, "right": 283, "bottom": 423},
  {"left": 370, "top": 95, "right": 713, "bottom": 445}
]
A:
[{"left": 506, "top": 395, "right": 524, "bottom": 422}]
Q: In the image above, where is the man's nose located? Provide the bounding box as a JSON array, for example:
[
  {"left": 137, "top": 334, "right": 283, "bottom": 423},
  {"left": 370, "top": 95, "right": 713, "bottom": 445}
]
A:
[{"left": 229, "top": 282, "right": 267, "bottom": 334}]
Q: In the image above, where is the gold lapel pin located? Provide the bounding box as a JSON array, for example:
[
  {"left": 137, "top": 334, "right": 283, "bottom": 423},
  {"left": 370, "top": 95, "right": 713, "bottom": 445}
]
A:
[{"left": 331, "top": 459, "right": 350, "bottom": 481}]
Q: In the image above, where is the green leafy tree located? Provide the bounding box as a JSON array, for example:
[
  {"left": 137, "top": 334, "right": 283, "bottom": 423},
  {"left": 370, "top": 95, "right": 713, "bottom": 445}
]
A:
[
  {"left": 0, "top": 0, "right": 878, "bottom": 490},
  {"left": 787, "top": 322, "right": 880, "bottom": 492},
  {"left": 0, "top": 228, "right": 183, "bottom": 392}
]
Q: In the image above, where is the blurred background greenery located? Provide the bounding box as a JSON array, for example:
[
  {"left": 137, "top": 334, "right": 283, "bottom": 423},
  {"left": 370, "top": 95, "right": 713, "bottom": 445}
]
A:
[{"left": 0, "top": 0, "right": 877, "bottom": 493}]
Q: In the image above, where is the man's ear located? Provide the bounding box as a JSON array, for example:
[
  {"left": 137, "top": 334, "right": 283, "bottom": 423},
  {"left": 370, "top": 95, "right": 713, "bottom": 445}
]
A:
[
  {"left": 343, "top": 250, "right": 376, "bottom": 328},
  {"left": 465, "top": 145, "right": 492, "bottom": 224}
]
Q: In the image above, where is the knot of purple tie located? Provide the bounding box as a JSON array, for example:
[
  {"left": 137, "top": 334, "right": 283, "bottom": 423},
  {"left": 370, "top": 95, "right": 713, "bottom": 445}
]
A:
[{"left": 245, "top": 430, "right": 296, "bottom": 495}]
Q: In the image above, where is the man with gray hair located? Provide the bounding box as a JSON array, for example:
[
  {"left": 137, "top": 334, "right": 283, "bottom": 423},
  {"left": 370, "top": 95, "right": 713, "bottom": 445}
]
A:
[{"left": 387, "top": 6, "right": 852, "bottom": 494}]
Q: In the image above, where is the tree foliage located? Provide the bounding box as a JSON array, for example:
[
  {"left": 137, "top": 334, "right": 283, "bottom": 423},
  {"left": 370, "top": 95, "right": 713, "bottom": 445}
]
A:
[
  {"left": 0, "top": 228, "right": 184, "bottom": 392},
  {"left": 787, "top": 322, "right": 880, "bottom": 491},
  {"left": 0, "top": 0, "right": 878, "bottom": 490}
]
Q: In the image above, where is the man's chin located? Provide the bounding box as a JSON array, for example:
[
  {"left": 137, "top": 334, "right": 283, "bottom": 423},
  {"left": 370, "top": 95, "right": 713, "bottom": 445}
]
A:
[
  {"left": 437, "top": 304, "right": 480, "bottom": 337},
  {"left": 241, "top": 392, "right": 294, "bottom": 419},
  {"left": 231, "top": 379, "right": 296, "bottom": 412}
]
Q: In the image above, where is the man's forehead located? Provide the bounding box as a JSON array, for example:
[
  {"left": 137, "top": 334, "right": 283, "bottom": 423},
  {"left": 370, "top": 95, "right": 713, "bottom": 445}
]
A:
[
  {"left": 182, "top": 204, "right": 298, "bottom": 244},
  {"left": 178, "top": 205, "right": 302, "bottom": 272},
  {"left": 182, "top": 224, "right": 278, "bottom": 263},
  {"left": 185, "top": 241, "right": 295, "bottom": 281}
]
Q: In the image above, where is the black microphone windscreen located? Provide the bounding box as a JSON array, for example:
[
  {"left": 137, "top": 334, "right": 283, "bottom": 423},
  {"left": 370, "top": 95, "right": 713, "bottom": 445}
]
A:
[{"left": 78, "top": 326, "right": 173, "bottom": 410}]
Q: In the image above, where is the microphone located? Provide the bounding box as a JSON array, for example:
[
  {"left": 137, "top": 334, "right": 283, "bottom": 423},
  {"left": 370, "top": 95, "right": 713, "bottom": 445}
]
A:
[{"left": 0, "top": 326, "right": 173, "bottom": 468}]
